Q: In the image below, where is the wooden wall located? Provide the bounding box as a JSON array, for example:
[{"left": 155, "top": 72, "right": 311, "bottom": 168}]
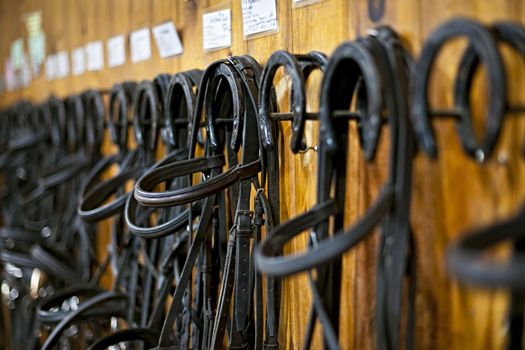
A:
[{"left": 1, "top": 0, "right": 525, "bottom": 349}]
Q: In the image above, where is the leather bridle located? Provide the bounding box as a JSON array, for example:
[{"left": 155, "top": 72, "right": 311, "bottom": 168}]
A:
[{"left": 255, "top": 28, "right": 416, "bottom": 350}]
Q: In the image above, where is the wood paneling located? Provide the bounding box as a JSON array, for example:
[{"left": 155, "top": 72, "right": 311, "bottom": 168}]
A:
[{"left": 0, "top": 0, "right": 524, "bottom": 349}]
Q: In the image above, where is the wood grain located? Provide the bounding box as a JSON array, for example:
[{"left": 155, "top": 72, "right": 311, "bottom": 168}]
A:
[{"left": 1, "top": 0, "right": 524, "bottom": 348}]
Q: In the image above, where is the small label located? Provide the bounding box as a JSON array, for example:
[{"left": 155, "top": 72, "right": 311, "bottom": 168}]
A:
[
  {"left": 71, "top": 47, "right": 85, "bottom": 76},
  {"left": 152, "top": 22, "right": 183, "bottom": 58},
  {"left": 45, "top": 54, "right": 57, "bottom": 81},
  {"left": 10, "top": 38, "right": 24, "bottom": 70},
  {"left": 23, "top": 11, "right": 45, "bottom": 75},
  {"left": 28, "top": 32, "right": 46, "bottom": 74},
  {"left": 20, "top": 54, "right": 31, "bottom": 87},
  {"left": 241, "top": 0, "right": 278, "bottom": 37},
  {"left": 55, "top": 51, "right": 69, "bottom": 79},
  {"left": 85, "top": 41, "right": 104, "bottom": 71},
  {"left": 23, "top": 11, "right": 42, "bottom": 37},
  {"left": 5, "top": 59, "right": 16, "bottom": 90},
  {"left": 107, "top": 35, "right": 126, "bottom": 67},
  {"left": 203, "top": 9, "right": 231, "bottom": 50},
  {"left": 130, "top": 28, "right": 152, "bottom": 63}
]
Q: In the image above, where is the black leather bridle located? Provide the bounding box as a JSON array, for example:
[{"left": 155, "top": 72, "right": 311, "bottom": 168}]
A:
[
  {"left": 257, "top": 49, "right": 328, "bottom": 349},
  {"left": 129, "top": 56, "right": 274, "bottom": 349},
  {"left": 256, "top": 27, "right": 416, "bottom": 350}
]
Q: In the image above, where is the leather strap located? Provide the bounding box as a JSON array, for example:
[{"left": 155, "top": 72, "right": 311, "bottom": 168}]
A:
[
  {"left": 257, "top": 50, "right": 327, "bottom": 349},
  {"left": 134, "top": 156, "right": 259, "bottom": 208},
  {"left": 40, "top": 291, "right": 128, "bottom": 350},
  {"left": 88, "top": 328, "right": 160, "bottom": 350}
]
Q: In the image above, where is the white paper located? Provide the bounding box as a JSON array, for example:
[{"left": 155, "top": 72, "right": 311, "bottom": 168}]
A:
[
  {"left": 20, "top": 55, "right": 32, "bottom": 87},
  {"left": 10, "top": 38, "right": 24, "bottom": 70},
  {"left": 23, "top": 11, "right": 42, "bottom": 37},
  {"left": 241, "top": 0, "right": 278, "bottom": 37},
  {"left": 203, "top": 9, "right": 231, "bottom": 50},
  {"left": 85, "top": 41, "right": 104, "bottom": 71},
  {"left": 130, "top": 28, "right": 152, "bottom": 63},
  {"left": 45, "top": 54, "right": 57, "bottom": 81},
  {"left": 71, "top": 47, "right": 85, "bottom": 76},
  {"left": 28, "top": 32, "right": 46, "bottom": 74},
  {"left": 5, "top": 59, "right": 16, "bottom": 91},
  {"left": 107, "top": 35, "right": 126, "bottom": 67},
  {"left": 152, "top": 22, "right": 183, "bottom": 58},
  {"left": 56, "top": 51, "right": 69, "bottom": 79},
  {"left": 24, "top": 11, "right": 45, "bottom": 75}
]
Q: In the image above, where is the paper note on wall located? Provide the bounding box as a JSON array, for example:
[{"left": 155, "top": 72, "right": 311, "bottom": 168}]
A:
[
  {"left": 45, "top": 54, "right": 57, "bottom": 81},
  {"left": 202, "top": 9, "right": 231, "bottom": 50},
  {"left": 107, "top": 35, "right": 126, "bottom": 67},
  {"left": 71, "top": 47, "right": 85, "bottom": 76},
  {"left": 20, "top": 55, "right": 31, "bottom": 87},
  {"left": 23, "top": 11, "right": 46, "bottom": 75},
  {"left": 5, "top": 59, "right": 16, "bottom": 91},
  {"left": 152, "top": 22, "right": 183, "bottom": 58},
  {"left": 56, "top": 51, "right": 69, "bottom": 79},
  {"left": 85, "top": 41, "right": 104, "bottom": 71},
  {"left": 28, "top": 32, "right": 45, "bottom": 75},
  {"left": 10, "top": 39, "right": 24, "bottom": 70},
  {"left": 241, "top": 0, "right": 278, "bottom": 37},
  {"left": 130, "top": 28, "right": 152, "bottom": 63}
]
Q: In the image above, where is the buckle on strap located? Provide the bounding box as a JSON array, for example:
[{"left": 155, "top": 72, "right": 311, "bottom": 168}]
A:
[{"left": 236, "top": 210, "right": 253, "bottom": 238}]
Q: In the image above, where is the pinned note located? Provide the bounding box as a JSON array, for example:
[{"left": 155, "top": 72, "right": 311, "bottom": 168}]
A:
[
  {"left": 85, "top": 41, "right": 104, "bottom": 71},
  {"left": 71, "top": 47, "right": 85, "bottom": 76},
  {"left": 28, "top": 33, "right": 45, "bottom": 74},
  {"left": 5, "top": 59, "right": 16, "bottom": 90},
  {"left": 10, "top": 39, "right": 24, "bottom": 70},
  {"left": 23, "top": 11, "right": 46, "bottom": 75},
  {"left": 56, "top": 51, "right": 69, "bottom": 79},
  {"left": 241, "top": 0, "right": 278, "bottom": 37},
  {"left": 45, "top": 54, "right": 57, "bottom": 81},
  {"left": 203, "top": 9, "right": 231, "bottom": 50},
  {"left": 130, "top": 28, "right": 152, "bottom": 63},
  {"left": 152, "top": 22, "right": 183, "bottom": 58},
  {"left": 107, "top": 35, "right": 126, "bottom": 67}
]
